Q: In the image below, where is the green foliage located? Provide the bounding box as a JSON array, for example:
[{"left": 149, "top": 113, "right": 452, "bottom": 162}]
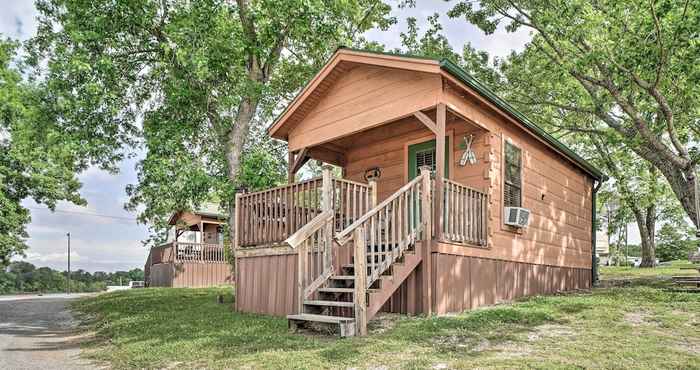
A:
[
  {"left": 448, "top": 0, "right": 700, "bottom": 227},
  {"left": 0, "top": 261, "right": 143, "bottom": 295},
  {"left": 656, "top": 223, "right": 698, "bottom": 261},
  {"left": 29, "top": 0, "right": 395, "bottom": 244},
  {"left": 1, "top": 37, "right": 105, "bottom": 264}
]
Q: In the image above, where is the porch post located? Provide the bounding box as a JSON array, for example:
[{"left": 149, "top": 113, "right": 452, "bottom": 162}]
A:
[
  {"left": 420, "top": 166, "right": 433, "bottom": 315},
  {"left": 288, "top": 151, "right": 295, "bottom": 184},
  {"left": 321, "top": 165, "right": 334, "bottom": 272},
  {"left": 434, "top": 103, "right": 446, "bottom": 242}
]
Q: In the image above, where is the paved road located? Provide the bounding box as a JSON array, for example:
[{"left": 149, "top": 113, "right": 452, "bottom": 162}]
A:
[{"left": 0, "top": 294, "right": 96, "bottom": 369}]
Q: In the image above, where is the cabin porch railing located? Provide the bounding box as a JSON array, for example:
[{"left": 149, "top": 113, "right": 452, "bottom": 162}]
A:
[
  {"left": 440, "top": 178, "right": 488, "bottom": 246},
  {"left": 237, "top": 172, "right": 374, "bottom": 247},
  {"left": 149, "top": 242, "right": 226, "bottom": 264}
]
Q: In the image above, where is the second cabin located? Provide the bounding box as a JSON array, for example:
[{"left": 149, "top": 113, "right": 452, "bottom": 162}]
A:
[{"left": 232, "top": 48, "right": 605, "bottom": 336}]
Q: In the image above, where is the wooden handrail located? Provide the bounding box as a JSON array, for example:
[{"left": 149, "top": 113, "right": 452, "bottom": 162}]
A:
[
  {"left": 335, "top": 174, "right": 425, "bottom": 244},
  {"left": 238, "top": 176, "right": 322, "bottom": 197},
  {"left": 284, "top": 210, "right": 334, "bottom": 249}
]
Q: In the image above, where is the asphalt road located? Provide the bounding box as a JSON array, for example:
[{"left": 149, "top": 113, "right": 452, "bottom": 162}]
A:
[{"left": 0, "top": 294, "right": 96, "bottom": 370}]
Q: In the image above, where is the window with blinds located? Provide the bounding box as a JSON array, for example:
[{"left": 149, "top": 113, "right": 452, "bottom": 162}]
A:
[{"left": 504, "top": 141, "right": 522, "bottom": 207}]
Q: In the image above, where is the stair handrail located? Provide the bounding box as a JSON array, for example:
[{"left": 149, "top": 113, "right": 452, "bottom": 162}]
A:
[
  {"left": 335, "top": 173, "right": 427, "bottom": 246},
  {"left": 284, "top": 210, "right": 334, "bottom": 249}
]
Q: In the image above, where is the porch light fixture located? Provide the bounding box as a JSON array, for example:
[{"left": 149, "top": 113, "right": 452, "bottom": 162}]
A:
[{"left": 364, "top": 167, "right": 381, "bottom": 182}]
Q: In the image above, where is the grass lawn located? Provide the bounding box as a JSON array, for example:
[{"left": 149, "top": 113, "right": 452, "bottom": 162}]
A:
[
  {"left": 73, "top": 280, "right": 700, "bottom": 369},
  {"left": 600, "top": 260, "right": 700, "bottom": 280}
]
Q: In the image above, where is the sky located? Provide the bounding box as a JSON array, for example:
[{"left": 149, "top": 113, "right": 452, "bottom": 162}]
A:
[{"left": 1, "top": 1, "right": 638, "bottom": 273}]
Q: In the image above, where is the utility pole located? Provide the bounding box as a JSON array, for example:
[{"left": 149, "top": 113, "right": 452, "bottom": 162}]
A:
[{"left": 67, "top": 232, "right": 71, "bottom": 295}]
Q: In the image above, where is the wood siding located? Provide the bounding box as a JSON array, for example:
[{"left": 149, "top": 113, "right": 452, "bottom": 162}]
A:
[
  {"left": 287, "top": 65, "right": 441, "bottom": 151},
  {"left": 236, "top": 250, "right": 590, "bottom": 317},
  {"left": 235, "top": 253, "right": 298, "bottom": 316},
  {"left": 381, "top": 252, "right": 590, "bottom": 315},
  {"left": 149, "top": 262, "right": 233, "bottom": 288}
]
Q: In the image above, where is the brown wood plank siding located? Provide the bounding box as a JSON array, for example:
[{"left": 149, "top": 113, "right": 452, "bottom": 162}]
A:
[
  {"left": 443, "top": 87, "right": 593, "bottom": 269},
  {"left": 383, "top": 253, "right": 591, "bottom": 315},
  {"left": 235, "top": 254, "right": 297, "bottom": 316},
  {"left": 287, "top": 65, "right": 441, "bottom": 151},
  {"left": 148, "top": 263, "right": 233, "bottom": 288}
]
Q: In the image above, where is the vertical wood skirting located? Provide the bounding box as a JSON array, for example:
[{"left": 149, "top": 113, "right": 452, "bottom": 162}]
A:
[
  {"left": 420, "top": 167, "right": 433, "bottom": 315},
  {"left": 353, "top": 226, "right": 368, "bottom": 336}
]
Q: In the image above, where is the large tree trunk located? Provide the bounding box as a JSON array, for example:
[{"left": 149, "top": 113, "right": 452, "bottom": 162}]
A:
[
  {"left": 632, "top": 145, "right": 698, "bottom": 230},
  {"left": 632, "top": 204, "right": 656, "bottom": 268},
  {"left": 225, "top": 94, "right": 258, "bottom": 253}
]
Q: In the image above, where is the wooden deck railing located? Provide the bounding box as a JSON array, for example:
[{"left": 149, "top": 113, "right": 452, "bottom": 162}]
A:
[
  {"left": 336, "top": 170, "right": 428, "bottom": 289},
  {"left": 236, "top": 171, "right": 374, "bottom": 247},
  {"left": 148, "top": 242, "right": 226, "bottom": 264},
  {"left": 286, "top": 210, "right": 335, "bottom": 312},
  {"left": 335, "top": 167, "right": 432, "bottom": 335},
  {"left": 441, "top": 178, "right": 488, "bottom": 246}
]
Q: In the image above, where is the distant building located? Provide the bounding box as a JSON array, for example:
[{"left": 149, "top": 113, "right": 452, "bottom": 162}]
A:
[{"left": 144, "top": 203, "right": 233, "bottom": 288}]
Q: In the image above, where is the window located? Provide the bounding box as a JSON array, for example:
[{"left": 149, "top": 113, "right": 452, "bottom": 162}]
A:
[
  {"left": 415, "top": 148, "right": 436, "bottom": 175},
  {"left": 504, "top": 141, "right": 522, "bottom": 207}
]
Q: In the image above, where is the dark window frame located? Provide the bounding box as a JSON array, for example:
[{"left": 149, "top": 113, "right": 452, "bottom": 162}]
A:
[{"left": 504, "top": 141, "right": 522, "bottom": 208}]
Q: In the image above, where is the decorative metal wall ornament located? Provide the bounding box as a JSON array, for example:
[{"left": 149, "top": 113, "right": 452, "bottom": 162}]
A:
[
  {"left": 364, "top": 167, "right": 381, "bottom": 181},
  {"left": 459, "top": 134, "right": 477, "bottom": 166}
]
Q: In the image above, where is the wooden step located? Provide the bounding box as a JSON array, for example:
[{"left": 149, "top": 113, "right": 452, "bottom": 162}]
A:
[
  {"left": 304, "top": 300, "right": 354, "bottom": 308},
  {"left": 329, "top": 275, "right": 355, "bottom": 280},
  {"left": 287, "top": 313, "right": 354, "bottom": 324},
  {"left": 318, "top": 287, "right": 354, "bottom": 294},
  {"left": 287, "top": 314, "right": 357, "bottom": 337}
]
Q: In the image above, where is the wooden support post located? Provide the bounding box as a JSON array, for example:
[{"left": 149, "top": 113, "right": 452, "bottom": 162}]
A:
[
  {"left": 288, "top": 151, "right": 295, "bottom": 184},
  {"left": 435, "top": 103, "right": 446, "bottom": 242},
  {"left": 420, "top": 166, "right": 433, "bottom": 315},
  {"left": 297, "top": 240, "right": 308, "bottom": 314},
  {"left": 321, "top": 165, "right": 334, "bottom": 272},
  {"left": 369, "top": 179, "right": 378, "bottom": 208},
  {"left": 353, "top": 226, "right": 367, "bottom": 336},
  {"left": 233, "top": 193, "right": 241, "bottom": 311}
]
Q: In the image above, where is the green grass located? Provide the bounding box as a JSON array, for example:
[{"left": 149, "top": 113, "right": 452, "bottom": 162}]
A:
[
  {"left": 600, "top": 260, "right": 699, "bottom": 280},
  {"left": 73, "top": 281, "right": 700, "bottom": 369}
]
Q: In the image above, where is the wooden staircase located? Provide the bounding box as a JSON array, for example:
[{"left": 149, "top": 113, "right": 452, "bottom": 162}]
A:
[{"left": 287, "top": 168, "right": 432, "bottom": 336}]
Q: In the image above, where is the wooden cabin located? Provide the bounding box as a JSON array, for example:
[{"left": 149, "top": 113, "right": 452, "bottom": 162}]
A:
[
  {"left": 145, "top": 204, "right": 233, "bottom": 288},
  {"left": 233, "top": 48, "right": 605, "bottom": 336}
]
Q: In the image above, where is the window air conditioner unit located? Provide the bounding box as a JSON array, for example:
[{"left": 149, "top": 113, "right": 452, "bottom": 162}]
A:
[{"left": 504, "top": 207, "right": 530, "bottom": 228}]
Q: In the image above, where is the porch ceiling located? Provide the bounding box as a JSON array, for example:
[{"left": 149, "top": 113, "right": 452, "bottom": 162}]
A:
[{"left": 302, "top": 107, "right": 486, "bottom": 167}]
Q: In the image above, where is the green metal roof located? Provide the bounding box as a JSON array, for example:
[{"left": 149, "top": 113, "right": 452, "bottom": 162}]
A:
[{"left": 271, "top": 47, "right": 604, "bottom": 181}]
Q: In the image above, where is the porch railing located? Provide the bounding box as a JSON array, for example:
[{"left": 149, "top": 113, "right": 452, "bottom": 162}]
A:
[
  {"left": 236, "top": 173, "right": 374, "bottom": 247},
  {"left": 149, "top": 242, "right": 226, "bottom": 264},
  {"left": 441, "top": 178, "right": 488, "bottom": 246}
]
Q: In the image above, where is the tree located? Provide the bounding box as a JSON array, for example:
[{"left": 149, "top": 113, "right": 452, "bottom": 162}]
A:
[
  {"left": 656, "top": 223, "right": 697, "bottom": 261},
  {"left": 1, "top": 39, "right": 96, "bottom": 264},
  {"left": 449, "top": 0, "right": 700, "bottom": 229},
  {"left": 30, "top": 0, "right": 394, "bottom": 246}
]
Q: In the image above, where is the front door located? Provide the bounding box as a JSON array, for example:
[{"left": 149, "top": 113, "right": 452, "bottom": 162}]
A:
[
  {"left": 407, "top": 138, "right": 449, "bottom": 228},
  {"left": 407, "top": 138, "right": 449, "bottom": 180}
]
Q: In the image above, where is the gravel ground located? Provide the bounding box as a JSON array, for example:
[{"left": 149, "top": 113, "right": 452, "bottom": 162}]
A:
[{"left": 0, "top": 294, "right": 97, "bottom": 370}]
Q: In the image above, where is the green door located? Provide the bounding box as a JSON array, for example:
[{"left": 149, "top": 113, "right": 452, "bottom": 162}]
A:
[
  {"left": 407, "top": 138, "right": 450, "bottom": 180},
  {"left": 407, "top": 138, "right": 449, "bottom": 229}
]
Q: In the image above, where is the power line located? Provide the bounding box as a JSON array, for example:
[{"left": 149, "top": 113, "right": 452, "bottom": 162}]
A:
[{"left": 27, "top": 207, "right": 139, "bottom": 221}]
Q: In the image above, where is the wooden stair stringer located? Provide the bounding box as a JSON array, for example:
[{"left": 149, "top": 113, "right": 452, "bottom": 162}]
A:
[{"left": 366, "top": 241, "right": 425, "bottom": 320}]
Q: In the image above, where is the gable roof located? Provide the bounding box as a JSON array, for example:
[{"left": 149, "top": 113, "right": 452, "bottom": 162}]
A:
[
  {"left": 168, "top": 203, "right": 227, "bottom": 226},
  {"left": 268, "top": 47, "right": 604, "bottom": 181}
]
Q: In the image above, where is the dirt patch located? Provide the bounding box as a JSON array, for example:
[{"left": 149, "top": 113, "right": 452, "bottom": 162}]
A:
[
  {"left": 624, "top": 312, "right": 652, "bottom": 327},
  {"left": 526, "top": 324, "right": 575, "bottom": 341},
  {"left": 674, "top": 339, "right": 700, "bottom": 355}
]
